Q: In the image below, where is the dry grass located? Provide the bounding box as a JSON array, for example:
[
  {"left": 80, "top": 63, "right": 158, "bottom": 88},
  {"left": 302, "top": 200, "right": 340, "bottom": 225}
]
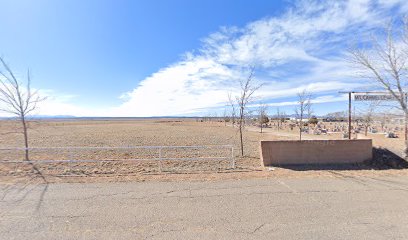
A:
[
  {"left": 0, "top": 119, "right": 262, "bottom": 181},
  {"left": 1, "top": 119, "right": 408, "bottom": 183}
]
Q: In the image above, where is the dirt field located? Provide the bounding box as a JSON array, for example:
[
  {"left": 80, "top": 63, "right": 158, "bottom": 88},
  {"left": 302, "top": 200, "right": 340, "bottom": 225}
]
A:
[{"left": 1, "top": 119, "right": 408, "bottom": 183}]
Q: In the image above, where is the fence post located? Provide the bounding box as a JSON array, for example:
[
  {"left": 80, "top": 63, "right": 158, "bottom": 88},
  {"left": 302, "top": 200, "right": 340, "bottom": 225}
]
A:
[
  {"left": 158, "top": 147, "right": 162, "bottom": 173},
  {"left": 231, "top": 146, "right": 235, "bottom": 169},
  {"left": 68, "top": 149, "right": 73, "bottom": 174}
]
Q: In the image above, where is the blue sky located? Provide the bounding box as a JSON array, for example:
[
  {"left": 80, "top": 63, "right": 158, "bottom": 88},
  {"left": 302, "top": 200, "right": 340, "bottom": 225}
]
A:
[{"left": 0, "top": 0, "right": 407, "bottom": 117}]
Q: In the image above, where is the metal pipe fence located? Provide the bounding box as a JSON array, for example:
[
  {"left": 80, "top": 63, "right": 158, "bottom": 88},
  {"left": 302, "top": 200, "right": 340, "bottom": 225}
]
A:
[{"left": 0, "top": 145, "right": 235, "bottom": 174}]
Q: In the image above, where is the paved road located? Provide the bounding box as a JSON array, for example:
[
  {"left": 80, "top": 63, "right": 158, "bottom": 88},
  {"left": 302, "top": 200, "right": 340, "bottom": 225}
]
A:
[{"left": 1, "top": 175, "right": 408, "bottom": 239}]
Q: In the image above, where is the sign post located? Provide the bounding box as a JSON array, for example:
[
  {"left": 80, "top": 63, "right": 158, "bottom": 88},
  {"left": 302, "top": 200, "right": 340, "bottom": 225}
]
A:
[
  {"left": 405, "top": 94, "right": 408, "bottom": 141},
  {"left": 348, "top": 92, "right": 351, "bottom": 140},
  {"left": 340, "top": 91, "right": 402, "bottom": 140}
]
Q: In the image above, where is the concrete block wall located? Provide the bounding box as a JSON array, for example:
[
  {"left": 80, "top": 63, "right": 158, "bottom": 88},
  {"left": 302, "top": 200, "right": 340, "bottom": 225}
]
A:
[{"left": 260, "top": 139, "right": 372, "bottom": 166}]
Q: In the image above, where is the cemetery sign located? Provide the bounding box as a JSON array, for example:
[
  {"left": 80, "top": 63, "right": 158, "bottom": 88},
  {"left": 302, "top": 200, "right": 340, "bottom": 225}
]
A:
[{"left": 354, "top": 93, "right": 398, "bottom": 101}]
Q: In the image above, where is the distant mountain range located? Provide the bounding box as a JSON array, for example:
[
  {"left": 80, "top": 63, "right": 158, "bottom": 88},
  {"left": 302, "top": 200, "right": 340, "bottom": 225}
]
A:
[
  {"left": 0, "top": 114, "right": 327, "bottom": 120},
  {"left": 0, "top": 115, "right": 76, "bottom": 120},
  {"left": 0, "top": 115, "right": 204, "bottom": 120}
]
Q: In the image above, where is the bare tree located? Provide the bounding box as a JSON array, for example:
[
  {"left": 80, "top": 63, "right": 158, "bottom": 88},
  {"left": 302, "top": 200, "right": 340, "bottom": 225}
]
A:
[
  {"left": 231, "top": 68, "right": 263, "bottom": 156},
  {"left": 257, "top": 103, "right": 268, "bottom": 133},
  {"left": 0, "top": 57, "right": 44, "bottom": 161},
  {"left": 379, "top": 111, "right": 391, "bottom": 132},
  {"left": 228, "top": 93, "right": 237, "bottom": 127},
  {"left": 349, "top": 19, "right": 408, "bottom": 157},
  {"left": 307, "top": 101, "right": 313, "bottom": 122},
  {"left": 294, "top": 90, "right": 312, "bottom": 141},
  {"left": 280, "top": 110, "right": 287, "bottom": 129},
  {"left": 359, "top": 102, "right": 378, "bottom": 136},
  {"left": 326, "top": 111, "right": 347, "bottom": 121},
  {"left": 222, "top": 106, "right": 229, "bottom": 126},
  {"left": 276, "top": 107, "right": 281, "bottom": 130}
]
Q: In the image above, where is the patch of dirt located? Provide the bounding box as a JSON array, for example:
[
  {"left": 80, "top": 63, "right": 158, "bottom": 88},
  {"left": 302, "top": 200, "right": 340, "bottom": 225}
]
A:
[{"left": 1, "top": 119, "right": 408, "bottom": 183}]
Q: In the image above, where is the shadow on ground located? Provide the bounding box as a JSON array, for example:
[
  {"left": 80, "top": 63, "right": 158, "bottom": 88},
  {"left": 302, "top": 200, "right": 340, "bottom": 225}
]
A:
[
  {"left": 271, "top": 147, "right": 408, "bottom": 171},
  {"left": 368, "top": 147, "right": 408, "bottom": 169}
]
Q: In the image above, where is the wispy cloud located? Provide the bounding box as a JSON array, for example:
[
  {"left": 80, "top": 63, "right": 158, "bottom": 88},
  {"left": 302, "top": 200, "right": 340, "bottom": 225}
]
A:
[
  {"left": 104, "top": 0, "right": 407, "bottom": 117},
  {"left": 253, "top": 94, "right": 349, "bottom": 108},
  {"left": 35, "top": 90, "right": 104, "bottom": 116},
  {"left": 0, "top": 86, "right": 99, "bottom": 117},
  {"left": 5, "top": 0, "right": 405, "bottom": 117}
]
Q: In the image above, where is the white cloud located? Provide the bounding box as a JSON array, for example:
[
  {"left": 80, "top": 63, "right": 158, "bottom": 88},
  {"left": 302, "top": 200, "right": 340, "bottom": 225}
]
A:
[
  {"left": 250, "top": 94, "right": 349, "bottom": 108},
  {"left": 110, "top": 57, "right": 237, "bottom": 116},
  {"left": 106, "top": 0, "right": 407, "bottom": 117},
  {"left": 0, "top": 88, "right": 108, "bottom": 117},
  {"left": 3, "top": 0, "right": 407, "bottom": 117},
  {"left": 35, "top": 90, "right": 106, "bottom": 117}
]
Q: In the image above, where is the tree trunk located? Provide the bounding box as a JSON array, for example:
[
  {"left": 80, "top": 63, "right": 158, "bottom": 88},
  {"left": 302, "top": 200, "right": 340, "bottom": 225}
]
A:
[
  {"left": 238, "top": 106, "right": 244, "bottom": 157},
  {"left": 405, "top": 111, "right": 408, "bottom": 160},
  {"left": 239, "top": 124, "right": 244, "bottom": 157},
  {"left": 299, "top": 126, "right": 302, "bottom": 141},
  {"left": 21, "top": 116, "right": 29, "bottom": 161},
  {"left": 260, "top": 123, "right": 263, "bottom": 133},
  {"left": 365, "top": 126, "right": 368, "bottom": 136}
]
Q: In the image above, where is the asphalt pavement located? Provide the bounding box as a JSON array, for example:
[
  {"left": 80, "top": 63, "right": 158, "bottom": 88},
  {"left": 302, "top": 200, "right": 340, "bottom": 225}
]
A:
[{"left": 1, "top": 174, "right": 408, "bottom": 239}]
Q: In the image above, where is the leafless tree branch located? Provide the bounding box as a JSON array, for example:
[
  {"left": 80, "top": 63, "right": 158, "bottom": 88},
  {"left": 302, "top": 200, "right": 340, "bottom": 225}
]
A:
[
  {"left": 0, "top": 56, "right": 45, "bottom": 160},
  {"left": 230, "top": 67, "right": 263, "bottom": 156},
  {"left": 294, "top": 89, "right": 313, "bottom": 141},
  {"left": 349, "top": 19, "right": 408, "bottom": 157}
]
